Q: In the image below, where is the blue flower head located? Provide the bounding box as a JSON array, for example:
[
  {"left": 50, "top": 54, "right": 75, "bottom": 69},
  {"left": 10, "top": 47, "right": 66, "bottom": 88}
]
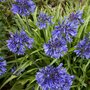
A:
[
  {"left": 36, "top": 63, "right": 74, "bottom": 90},
  {"left": 0, "top": 57, "right": 7, "bottom": 76},
  {"left": 74, "top": 33, "right": 90, "bottom": 59},
  {"left": 11, "top": 0, "right": 36, "bottom": 16},
  {"left": 0, "top": 0, "right": 6, "bottom": 2},
  {"left": 52, "top": 11, "right": 84, "bottom": 42},
  {"left": 69, "top": 11, "right": 84, "bottom": 24},
  {"left": 37, "top": 12, "right": 53, "bottom": 29},
  {"left": 7, "top": 30, "right": 34, "bottom": 55},
  {"left": 43, "top": 36, "right": 68, "bottom": 58}
]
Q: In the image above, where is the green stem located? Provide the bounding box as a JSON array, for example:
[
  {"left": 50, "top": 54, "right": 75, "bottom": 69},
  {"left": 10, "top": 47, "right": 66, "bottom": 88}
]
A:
[
  {"left": 15, "top": 54, "right": 18, "bottom": 68},
  {"left": 26, "top": 16, "right": 31, "bottom": 31},
  {"left": 67, "top": 52, "right": 71, "bottom": 70}
]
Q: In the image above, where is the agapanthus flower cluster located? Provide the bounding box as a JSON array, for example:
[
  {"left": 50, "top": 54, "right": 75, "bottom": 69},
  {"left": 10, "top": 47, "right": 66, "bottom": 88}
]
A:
[
  {"left": 52, "top": 11, "right": 83, "bottom": 42},
  {"left": 69, "top": 11, "right": 84, "bottom": 24},
  {"left": 0, "top": 0, "right": 5, "bottom": 2},
  {"left": 43, "top": 35, "right": 68, "bottom": 58},
  {"left": 0, "top": 57, "right": 7, "bottom": 75},
  {"left": 37, "top": 12, "right": 53, "bottom": 29},
  {"left": 74, "top": 34, "right": 90, "bottom": 59},
  {"left": 7, "top": 31, "right": 34, "bottom": 55},
  {"left": 36, "top": 63, "right": 74, "bottom": 90},
  {"left": 11, "top": 0, "right": 36, "bottom": 16},
  {"left": 0, "top": 0, "right": 6, "bottom": 2}
]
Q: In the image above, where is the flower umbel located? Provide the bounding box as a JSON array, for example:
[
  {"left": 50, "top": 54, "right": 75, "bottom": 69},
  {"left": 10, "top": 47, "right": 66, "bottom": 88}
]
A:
[
  {"left": 0, "top": 57, "right": 7, "bottom": 76},
  {"left": 74, "top": 34, "right": 90, "bottom": 59},
  {"left": 69, "top": 11, "right": 84, "bottom": 24},
  {"left": 7, "top": 31, "right": 34, "bottom": 55},
  {"left": 11, "top": 0, "right": 36, "bottom": 16},
  {"left": 52, "top": 11, "right": 83, "bottom": 42},
  {"left": 36, "top": 63, "right": 74, "bottom": 90},
  {"left": 0, "top": 0, "right": 6, "bottom": 2},
  {"left": 37, "top": 12, "right": 53, "bottom": 29},
  {"left": 43, "top": 36, "right": 67, "bottom": 58}
]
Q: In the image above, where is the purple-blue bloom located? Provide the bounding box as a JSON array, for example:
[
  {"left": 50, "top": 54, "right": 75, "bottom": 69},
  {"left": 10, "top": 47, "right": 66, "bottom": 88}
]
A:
[
  {"left": 0, "top": 57, "right": 7, "bottom": 76},
  {"left": 74, "top": 35, "right": 90, "bottom": 59},
  {"left": 43, "top": 36, "right": 67, "bottom": 58},
  {"left": 36, "top": 63, "right": 74, "bottom": 90},
  {"left": 7, "top": 31, "right": 34, "bottom": 55},
  {"left": 37, "top": 12, "right": 53, "bottom": 29},
  {"left": 69, "top": 11, "right": 84, "bottom": 24},
  {"left": 52, "top": 11, "right": 83, "bottom": 42},
  {"left": 0, "top": 0, "right": 6, "bottom": 2},
  {"left": 11, "top": 0, "right": 36, "bottom": 16}
]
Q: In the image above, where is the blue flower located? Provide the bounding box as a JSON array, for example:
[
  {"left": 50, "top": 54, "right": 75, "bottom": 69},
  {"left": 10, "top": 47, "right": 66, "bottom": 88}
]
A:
[
  {"left": 20, "top": 31, "right": 34, "bottom": 49},
  {"left": 37, "top": 12, "right": 53, "bottom": 29},
  {"left": 7, "top": 31, "right": 34, "bottom": 55},
  {"left": 43, "top": 36, "right": 67, "bottom": 58},
  {"left": 11, "top": 0, "right": 36, "bottom": 16},
  {"left": 69, "top": 11, "right": 84, "bottom": 24},
  {"left": 52, "top": 11, "right": 83, "bottom": 42},
  {"left": 0, "top": 57, "right": 7, "bottom": 76},
  {"left": 0, "top": 0, "right": 6, "bottom": 2},
  {"left": 74, "top": 35, "right": 90, "bottom": 59},
  {"left": 36, "top": 63, "right": 74, "bottom": 90}
]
